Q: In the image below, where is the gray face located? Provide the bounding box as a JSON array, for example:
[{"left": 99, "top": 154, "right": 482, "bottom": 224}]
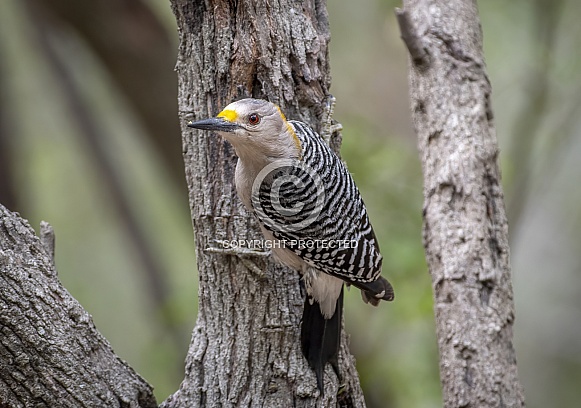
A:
[
  {"left": 187, "top": 98, "right": 299, "bottom": 160},
  {"left": 219, "top": 99, "right": 285, "bottom": 135},
  {"left": 188, "top": 99, "right": 282, "bottom": 134}
]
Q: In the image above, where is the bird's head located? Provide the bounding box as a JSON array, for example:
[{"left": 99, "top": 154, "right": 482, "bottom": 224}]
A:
[{"left": 187, "top": 98, "right": 302, "bottom": 162}]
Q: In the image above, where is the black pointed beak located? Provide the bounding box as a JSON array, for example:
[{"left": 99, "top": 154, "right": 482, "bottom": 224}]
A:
[{"left": 187, "top": 117, "right": 240, "bottom": 132}]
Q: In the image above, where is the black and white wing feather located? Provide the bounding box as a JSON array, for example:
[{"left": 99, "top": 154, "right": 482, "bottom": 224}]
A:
[{"left": 251, "top": 120, "right": 393, "bottom": 301}]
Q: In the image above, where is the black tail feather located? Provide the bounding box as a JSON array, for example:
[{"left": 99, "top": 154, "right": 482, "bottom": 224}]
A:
[
  {"left": 357, "top": 276, "right": 395, "bottom": 305},
  {"left": 300, "top": 286, "right": 344, "bottom": 395}
]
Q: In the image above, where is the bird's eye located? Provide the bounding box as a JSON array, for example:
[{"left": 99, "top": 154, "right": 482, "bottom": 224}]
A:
[{"left": 248, "top": 113, "right": 261, "bottom": 125}]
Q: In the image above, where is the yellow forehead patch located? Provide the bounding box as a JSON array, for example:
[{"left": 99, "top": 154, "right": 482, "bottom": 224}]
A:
[{"left": 217, "top": 109, "right": 238, "bottom": 122}]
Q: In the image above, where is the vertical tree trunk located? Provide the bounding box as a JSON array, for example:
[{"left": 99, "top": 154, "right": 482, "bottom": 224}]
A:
[
  {"left": 164, "top": 1, "right": 365, "bottom": 407},
  {"left": 397, "top": 1, "right": 525, "bottom": 407}
]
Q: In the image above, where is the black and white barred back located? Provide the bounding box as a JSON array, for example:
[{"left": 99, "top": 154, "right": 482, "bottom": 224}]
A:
[{"left": 252, "top": 120, "right": 385, "bottom": 288}]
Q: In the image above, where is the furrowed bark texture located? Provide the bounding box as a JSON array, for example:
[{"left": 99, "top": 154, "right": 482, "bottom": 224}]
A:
[
  {"left": 398, "top": 1, "right": 525, "bottom": 407},
  {"left": 0, "top": 204, "right": 156, "bottom": 407},
  {"left": 164, "top": 1, "right": 365, "bottom": 407}
]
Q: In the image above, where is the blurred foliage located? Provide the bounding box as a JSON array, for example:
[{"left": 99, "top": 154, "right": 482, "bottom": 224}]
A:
[
  {"left": 0, "top": 0, "right": 580, "bottom": 406},
  {"left": 0, "top": 0, "right": 195, "bottom": 398}
]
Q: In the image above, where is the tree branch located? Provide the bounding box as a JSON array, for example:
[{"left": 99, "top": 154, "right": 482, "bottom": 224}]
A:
[
  {"left": 395, "top": 8, "right": 430, "bottom": 68},
  {"left": 399, "top": 0, "right": 526, "bottom": 406},
  {"left": 0, "top": 204, "right": 156, "bottom": 407}
]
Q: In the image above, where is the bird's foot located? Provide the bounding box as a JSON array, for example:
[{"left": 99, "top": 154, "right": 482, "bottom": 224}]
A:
[
  {"left": 204, "top": 240, "right": 271, "bottom": 278},
  {"left": 320, "top": 95, "right": 343, "bottom": 145}
]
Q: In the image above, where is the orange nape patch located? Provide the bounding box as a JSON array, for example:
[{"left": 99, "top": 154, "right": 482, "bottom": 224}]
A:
[
  {"left": 274, "top": 105, "right": 303, "bottom": 156},
  {"left": 276, "top": 105, "right": 302, "bottom": 156},
  {"left": 217, "top": 109, "right": 238, "bottom": 122},
  {"left": 286, "top": 122, "right": 302, "bottom": 157},
  {"left": 275, "top": 105, "right": 287, "bottom": 121}
]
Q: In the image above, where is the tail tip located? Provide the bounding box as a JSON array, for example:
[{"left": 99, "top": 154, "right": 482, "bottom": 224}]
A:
[{"left": 361, "top": 277, "right": 395, "bottom": 305}]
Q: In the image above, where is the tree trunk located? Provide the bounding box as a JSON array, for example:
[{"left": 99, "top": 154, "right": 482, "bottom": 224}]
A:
[
  {"left": 163, "top": 1, "right": 365, "bottom": 407},
  {"left": 396, "top": 1, "right": 526, "bottom": 407},
  {"left": 0, "top": 205, "right": 157, "bottom": 407}
]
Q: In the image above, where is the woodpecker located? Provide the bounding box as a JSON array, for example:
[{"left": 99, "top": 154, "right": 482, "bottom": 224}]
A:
[{"left": 188, "top": 98, "right": 394, "bottom": 393}]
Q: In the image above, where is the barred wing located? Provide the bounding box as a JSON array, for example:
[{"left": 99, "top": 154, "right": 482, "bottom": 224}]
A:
[{"left": 250, "top": 121, "right": 384, "bottom": 286}]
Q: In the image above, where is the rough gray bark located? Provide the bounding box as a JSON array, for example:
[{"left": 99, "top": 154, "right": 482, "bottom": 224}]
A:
[
  {"left": 397, "top": 1, "right": 526, "bottom": 407},
  {"left": 163, "top": 1, "right": 365, "bottom": 407},
  {"left": 0, "top": 204, "right": 156, "bottom": 407}
]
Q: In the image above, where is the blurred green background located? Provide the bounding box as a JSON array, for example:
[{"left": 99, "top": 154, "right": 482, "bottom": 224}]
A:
[{"left": 1, "top": 1, "right": 579, "bottom": 407}]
